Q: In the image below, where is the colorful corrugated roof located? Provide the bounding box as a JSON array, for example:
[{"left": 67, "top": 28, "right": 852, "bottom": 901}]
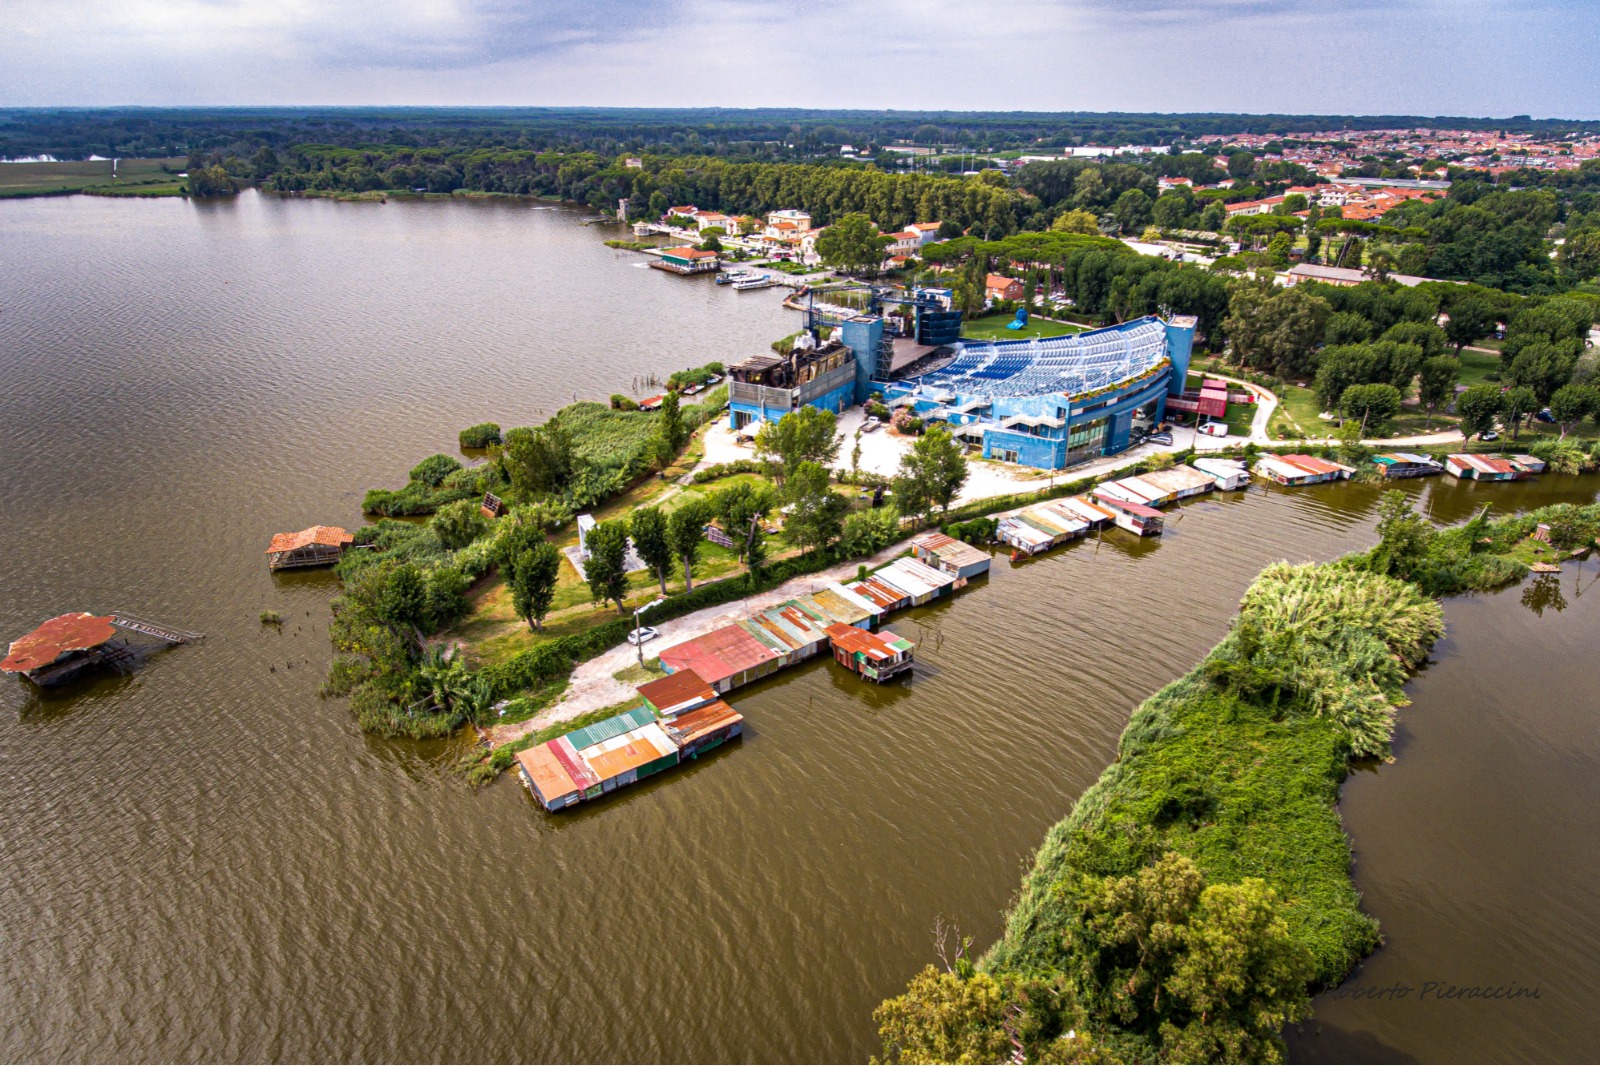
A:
[
  {"left": 2, "top": 612, "right": 118, "bottom": 674},
  {"left": 800, "top": 585, "right": 879, "bottom": 627},
  {"left": 1093, "top": 494, "right": 1164, "bottom": 519},
  {"left": 549, "top": 737, "right": 600, "bottom": 791},
  {"left": 582, "top": 723, "right": 678, "bottom": 780},
  {"left": 911, "top": 531, "right": 990, "bottom": 570},
  {"left": 516, "top": 744, "right": 581, "bottom": 801},
  {"left": 560, "top": 705, "right": 657, "bottom": 752},
  {"left": 1280, "top": 454, "right": 1354, "bottom": 476},
  {"left": 666, "top": 700, "right": 744, "bottom": 747},
  {"left": 659, "top": 624, "right": 781, "bottom": 685},
  {"left": 825, "top": 623, "right": 914, "bottom": 661},
  {"left": 844, "top": 577, "right": 906, "bottom": 609},
  {"left": 1057, "top": 496, "right": 1113, "bottom": 524},
  {"left": 636, "top": 669, "right": 716, "bottom": 713}
]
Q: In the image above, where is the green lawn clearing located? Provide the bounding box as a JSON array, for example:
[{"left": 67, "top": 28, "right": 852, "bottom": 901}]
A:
[{"left": 961, "top": 313, "right": 1088, "bottom": 341}]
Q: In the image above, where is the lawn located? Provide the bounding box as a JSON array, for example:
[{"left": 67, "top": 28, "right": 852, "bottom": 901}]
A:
[
  {"left": 0, "top": 157, "right": 188, "bottom": 198},
  {"left": 961, "top": 312, "right": 1088, "bottom": 342},
  {"left": 442, "top": 444, "right": 825, "bottom": 669},
  {"left": 1457, "top": 347, "right": 1501, "bottom": 387},
  {"left": 1271, "top": 383, "right": 1329, "bottom": 438},
  {"left": 1220, "top": 402, "right": 1257, "bottom": 436}
]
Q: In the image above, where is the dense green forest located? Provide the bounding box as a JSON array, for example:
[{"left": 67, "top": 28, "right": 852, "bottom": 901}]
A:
[
  {"left": 10, "top": 107, "right": 1600, "bottom": 294},
  {"left": 6, "top": 106, "right": 1600, "bottom": 162}
]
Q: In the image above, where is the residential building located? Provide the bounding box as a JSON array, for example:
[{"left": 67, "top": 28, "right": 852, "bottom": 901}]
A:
[{"left": 985, "top": 274, "right": 1025, "bottom": 301}]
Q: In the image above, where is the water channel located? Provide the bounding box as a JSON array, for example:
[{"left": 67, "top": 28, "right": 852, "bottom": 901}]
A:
[{"left": 1, "top": 192, "right": 1595, "bottom": 1061}]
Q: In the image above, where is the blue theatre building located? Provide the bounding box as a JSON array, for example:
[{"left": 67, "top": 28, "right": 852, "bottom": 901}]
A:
[
  {"left": 881, "top": 314, "right": 1198, "bottom": 471},
  {"left": 728, "top": 287, "right": 962, "bottom": 431},
  {"left": 728, "top": 286, "right": 1198, "bottom": 475}
]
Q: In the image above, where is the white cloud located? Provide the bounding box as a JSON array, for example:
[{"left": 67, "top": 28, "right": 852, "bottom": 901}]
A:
[{"left": 1, "top": 0, "right": 1596, "bottom": 116}]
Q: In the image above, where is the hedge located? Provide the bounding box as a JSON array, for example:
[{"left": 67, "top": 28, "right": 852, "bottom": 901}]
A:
[{"left": 481, "top": 547, "right": 842, "bottom": 698}]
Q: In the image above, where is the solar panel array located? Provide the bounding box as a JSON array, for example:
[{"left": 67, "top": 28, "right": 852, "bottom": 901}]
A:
[{"left": 910, "top": 318, "right": 1168, "bottom": 400}]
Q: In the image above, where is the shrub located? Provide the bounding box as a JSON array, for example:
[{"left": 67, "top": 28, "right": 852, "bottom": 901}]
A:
[
  {"left": 666, "top": 361, "right": 725, "bottom": 391},
  {"left": 458, "top": 422, "right": 502, "bottom": 449},
  {"left": 890, "top": 407, "right": 924, "bottom": 434},
  {"left": 609, "top": 394, "right": 640, "bottom": 411},
  {"left": 410, "top": 453, "right": 463, "bottom": 488},
  {"left": 430, "top": 498, "right": 489, "bottom": 550},
  {"left": 692, "top": 459, "right": 765, "bottom": 483},
  {"left": 943, "top": 517, "right": 997, "bottom": 545}
]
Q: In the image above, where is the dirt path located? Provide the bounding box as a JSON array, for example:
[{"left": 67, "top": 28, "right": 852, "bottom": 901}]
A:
[{"left": 479, "top": 538, "right": 916, "bottom": 747}]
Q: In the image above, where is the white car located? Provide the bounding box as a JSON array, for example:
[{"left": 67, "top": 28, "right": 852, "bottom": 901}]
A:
[
  {"left": 626, "top": 626, "right": 660, "bottom": 646},
  {"left": 1198, "top": 422, "right": 1229, "bottom": 438}
]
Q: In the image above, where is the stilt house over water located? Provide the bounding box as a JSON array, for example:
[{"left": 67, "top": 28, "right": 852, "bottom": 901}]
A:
[
  {"left": 266, "top": 526, "right": 355, "bottom": 570},
  {"left": 2, "top": 613, "right": 122, "bottom": 686},
  {"left": 825, "top": 624, "right": 915, "bottom": 682},
  {"left": 2, "top": 611, "right": 199, "bottom": 686}
]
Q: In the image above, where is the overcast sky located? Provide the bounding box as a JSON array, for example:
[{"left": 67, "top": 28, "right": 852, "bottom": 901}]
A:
[{"left": 3, "top": 0, "right": 1597, "bottom": 118}]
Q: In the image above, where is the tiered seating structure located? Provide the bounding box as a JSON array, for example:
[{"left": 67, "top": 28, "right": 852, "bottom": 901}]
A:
[{"left": 912, "top": 319, "right": 1167, "bottom": 400}]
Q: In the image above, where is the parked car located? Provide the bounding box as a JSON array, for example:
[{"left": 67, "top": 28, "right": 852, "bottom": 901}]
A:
[
  {"left": 1198, "top": 422, "right": 1229, "bottom": 437},
  {"left": 860, "top": 418, "right": 881, "bottom": 433},
  {"left": 1535, "top": 408, "right": 1555, "bottom": 423},
  {"left": 626, "top": 626, "right": 660, "bottom": 646},
  {"left": 1478, "top": 430, "right": 1500, "bottom": 442},
  {"left": 1148, "top": 432, "right": 1174, "bottom": 446}
]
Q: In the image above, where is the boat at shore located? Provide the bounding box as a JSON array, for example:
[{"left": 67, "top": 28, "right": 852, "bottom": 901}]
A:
[{"left": 733, "top": 274, "right": 775, "bottom": 290}]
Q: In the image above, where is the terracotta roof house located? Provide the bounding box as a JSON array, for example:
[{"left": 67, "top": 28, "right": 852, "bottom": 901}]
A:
[
  {"left": 985, "top": 274, "right": 1024, "bottom": 301},
  {"left": 266, "top": 526, "right": 355, "bottom": 570}
]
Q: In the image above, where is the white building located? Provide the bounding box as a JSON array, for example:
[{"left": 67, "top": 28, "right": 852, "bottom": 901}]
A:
[{"left": 766, "top": 209, "right": 812, "bottom": 232}]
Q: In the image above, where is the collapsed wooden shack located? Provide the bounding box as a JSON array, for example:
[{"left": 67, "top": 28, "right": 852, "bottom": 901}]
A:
[
  {"left": 2, "top": 611, "right": 200, "bottom": 687},
  {"left": 266, "top": 526, "right": 355, "bottom": 570}
]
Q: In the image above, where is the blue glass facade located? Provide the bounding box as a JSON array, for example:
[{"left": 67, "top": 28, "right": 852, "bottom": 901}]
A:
[{"left": 881, "top": 315, "right": 1197, "bottom": 471}]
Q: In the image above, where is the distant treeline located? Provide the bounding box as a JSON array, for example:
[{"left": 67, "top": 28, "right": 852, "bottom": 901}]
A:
[
  {"left": 6, "top": 106, "right": 1600, "bottom": 162},
  {"left": 260, "top": 148, "right": 1029, "bottom": 230}
]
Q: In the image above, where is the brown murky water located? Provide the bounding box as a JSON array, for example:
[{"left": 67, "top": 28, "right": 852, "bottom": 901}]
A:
[{"left": 2, "top": 192, "right": 1596, "bottom": 1062}]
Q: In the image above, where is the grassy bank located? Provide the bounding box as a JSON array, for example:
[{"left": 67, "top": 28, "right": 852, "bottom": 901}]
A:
[
  {"left": 876, "top": 499, "right": 1600, "bottom": 1064},
  {"left": 0, "top": 157, "right": 187, "bottom": 198},
  {"left": 961, "top": 312, "right": 1087, "bottom": 341}
]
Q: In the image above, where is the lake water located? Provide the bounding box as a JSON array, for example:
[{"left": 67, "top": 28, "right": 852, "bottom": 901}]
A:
[{"left": 2, "top": 192, "right": 1596, "bottom": 1062}]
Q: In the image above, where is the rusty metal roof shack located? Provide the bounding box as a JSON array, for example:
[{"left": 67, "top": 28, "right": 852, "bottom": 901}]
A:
[
  {"left": 664, "top": 700, "right": 745, "bottom": 757},
  {"left": 2, "top": 612, "right": 119, "bottom": 683},
  {"left": 266, "top": 526, "right": 355, "bottom": 570},
  {"left": 798, "top": 585, "right": 882, "bottom": 629},
  {"left": 636, "top": 668, "right": 717, "bottom": 718},
  {"left": 658, "top": 624, "right": 783, "bottom": 692},
  {"left": 825, "top": 623, "right": 915, "bottom": 682},
  {"left": 515, "top": 744, "right": 584, "bottom": 811},
  {"left": 843, "top": 575, "right": 909, "bottom": 611},
  {"left": 910, "top": 531, "right": 991, "bottom": 579}
]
